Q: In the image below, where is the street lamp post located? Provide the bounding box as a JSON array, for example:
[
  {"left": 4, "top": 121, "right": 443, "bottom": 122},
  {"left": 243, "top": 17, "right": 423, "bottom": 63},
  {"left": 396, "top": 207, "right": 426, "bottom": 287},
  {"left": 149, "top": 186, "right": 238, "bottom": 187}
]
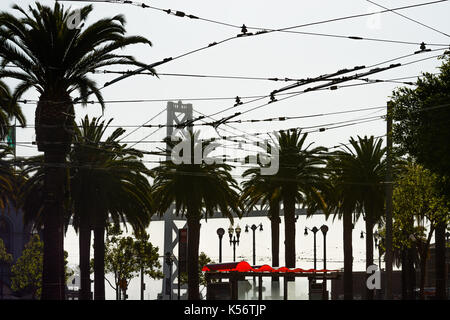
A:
[
  {"left": 228, "top": 224, "right": 241, "bottom": 262},
  {"left": 320, "top": 225, "right": 329, "bottom": 300},
  {"left": 245, "top": 223, "right": 263, "bottom": 266},
  {"left": 304, "top": 227, "right": 319, "bottom": 271},
  {"left": 217, "top": 228, "right": 225, "bottom": 263}
]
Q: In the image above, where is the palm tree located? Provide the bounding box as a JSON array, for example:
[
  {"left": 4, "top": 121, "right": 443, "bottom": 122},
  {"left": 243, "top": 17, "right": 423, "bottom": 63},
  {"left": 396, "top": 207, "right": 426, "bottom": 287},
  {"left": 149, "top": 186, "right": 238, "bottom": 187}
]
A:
[
  {"left": 0, "top": 2, "right": 154, "bottom": 299},
  {"left": 0, "top": 80, "right": 23, "bottom": 210},
  {"left": 325, "top": 156, "right": 360, "bottom": 300},
  {"left": 327, "top": 136, "right": 386, "bottom": 300},
  {"left": 344, "top": 136, "right": 386, "bottom": 300},
  {"left": 0, "top": 79, "right": 24, "bottom": 140},
  {"left": 272, "top": 129, "right": 328, "bottom": 269},
  {"left": 152, "top": 131, "right": 242, "bottom": 300},
  {"left": 70, "top": 116, "right": 153, "bottom": 300},
  {"left": 0, "top": 145, "right": 16, "bottom": 211},
  {"left": 241, "top": 163, "right": 281, "bottom": 278}
]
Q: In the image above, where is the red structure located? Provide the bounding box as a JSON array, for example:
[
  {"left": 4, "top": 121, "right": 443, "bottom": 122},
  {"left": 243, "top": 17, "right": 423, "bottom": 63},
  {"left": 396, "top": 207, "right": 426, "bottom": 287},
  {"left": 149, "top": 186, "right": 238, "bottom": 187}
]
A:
[
  {"left": 202, "top": 261, "right": 337, "bottom": 273},
  {"left": 202, "top": 261, "right": 340, "bottom": 300}
]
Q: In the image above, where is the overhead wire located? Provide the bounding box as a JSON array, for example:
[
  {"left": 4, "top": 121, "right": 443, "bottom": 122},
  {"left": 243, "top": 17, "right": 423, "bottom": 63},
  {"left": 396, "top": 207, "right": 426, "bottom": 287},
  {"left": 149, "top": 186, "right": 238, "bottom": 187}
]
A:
[
  {"left": 6, "top": 2, "right": 449, "bottom": 157},
  {"left": 180, "top": 48, "right": 449, "bottom": 128},
  {"left": 118, "top": 107, "right": 166, "bottom": 142},
  {"left": 9, "top": 67, "right": 432, "bottom": 134},
  {"left": 55, "top": 0, "right": 450, "bottom": 107},
  {"left": 60, "top": 0, "right": 450, "bottom": 47},
  {"left": 365, "top": 0, "right": 450, "bottom": 38},
  {"left": 90, "top": 69, "right": 431, "bottom": 85}
]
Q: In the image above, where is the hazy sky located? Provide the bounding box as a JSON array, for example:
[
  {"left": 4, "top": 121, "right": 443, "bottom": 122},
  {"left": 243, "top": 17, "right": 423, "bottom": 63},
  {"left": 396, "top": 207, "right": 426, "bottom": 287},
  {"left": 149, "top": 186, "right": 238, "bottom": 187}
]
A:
[{"left": 2, "top": 0, "right": 449, "bottom": 299}]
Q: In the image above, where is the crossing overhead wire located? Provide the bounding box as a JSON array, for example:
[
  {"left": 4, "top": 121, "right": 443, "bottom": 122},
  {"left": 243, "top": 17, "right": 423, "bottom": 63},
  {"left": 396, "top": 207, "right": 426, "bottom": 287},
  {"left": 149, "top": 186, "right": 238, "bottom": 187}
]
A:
[
  {"left": 90, "top": 69, "right": 436, "bottom": 85},
  {"left": 4, "top": 112, "right": 386, "bottom": 150},
  {"left": 56, "top": 0, "right": 450, "bottom": 106},
  {"left": 193, "top": 109, "right": 264, "bottom": 144},
  {"left": 200, "top": 62, "right": 403, "bottom": 127},
  {"left": 13, "top": 73, "right": 419, "bottom": 107},
  {"left": 365, "top": 0, "right": 450, "bottom": 38},
  {"left": 118, "top": 107, "right": 166, "bottom": 142},
  {"left": 8, "top": 105, "right": 450, "bottom": 155},
  {"left": 61, "top": 48, "right": 450, "bottom": 108},
  {"left": 185, "top": 48, "right": 449, "bottom": 128},
  {"left": 61, "top": 0, "right": 450, "bottom": 47},
  {"left": 9, "top": 1, "right": 449, "bottom": 109}
]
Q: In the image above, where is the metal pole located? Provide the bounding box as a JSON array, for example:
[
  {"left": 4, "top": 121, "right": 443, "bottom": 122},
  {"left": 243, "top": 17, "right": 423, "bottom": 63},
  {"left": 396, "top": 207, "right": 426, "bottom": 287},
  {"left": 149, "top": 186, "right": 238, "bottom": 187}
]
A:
[
  {"left": 313, "top": 232, "right": 317, "bottom": 270},
  {"left": 320, "top": 225, "right": 328, "bottom": 300},
  {"left": 140, "top": 266, "right": 144, "bottom": 300},
  {"left": 252, "top": 226, "right": 257, "bottom": 289},
  {"left": 323, "top": 233, "right": 327, "bottom": 300},
  {"left": 283, "top": 276, "right": 288, "bottom": 300},
  {"left": 385, "top": 101, "right": 394, "bottom": 300},
  {"left": 258, "top": 276, "right": 263, "bottom": 300},
  {"left": 219, "top": 237, "right": 222, "bottom": 263},
  {"left": 252, "top": 228, "right": 256, "bottom": 266},
  {"left": 233, "top": 238, "right": 236, "bottom": 262}
]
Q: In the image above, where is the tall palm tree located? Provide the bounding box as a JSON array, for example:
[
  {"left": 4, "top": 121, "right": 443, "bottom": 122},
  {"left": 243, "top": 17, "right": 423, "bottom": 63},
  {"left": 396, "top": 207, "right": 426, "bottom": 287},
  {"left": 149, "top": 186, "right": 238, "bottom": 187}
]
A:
[
  {"left": 241, "top": 166, "right": 281, "bottom": 276},
  {"left": 70, "top": 116, "right": 153, "bottom": 300},
  {"left": 0, "top": 2, "right": 154, "bottom": 299},
  {"left": 272, "top": 129, "right": 328, "bottom": 269},
  {"left": 152, "top": 131, "right": 242, "bottom": 300},
  {"left": 344, "top": 136, "right": 386, "bottom": 300},
  {"left": 327, "top": 135, "right": 386, "bottom": 300},
  {"left": 325, "top": 155, "right": 360, "bottom": 300}
]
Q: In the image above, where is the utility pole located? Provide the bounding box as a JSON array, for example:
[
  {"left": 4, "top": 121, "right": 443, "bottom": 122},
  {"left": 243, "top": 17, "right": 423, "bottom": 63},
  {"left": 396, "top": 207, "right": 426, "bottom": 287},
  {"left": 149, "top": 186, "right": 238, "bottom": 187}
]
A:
[{"left": 385, "top": 101, "right": 394, "bottom": 300}]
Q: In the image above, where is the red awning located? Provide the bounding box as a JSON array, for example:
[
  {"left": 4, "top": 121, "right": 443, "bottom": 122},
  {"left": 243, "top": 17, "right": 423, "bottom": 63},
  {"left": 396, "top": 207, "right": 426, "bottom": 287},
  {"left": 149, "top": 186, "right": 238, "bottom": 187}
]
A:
[{"left": 202, "top": 261, "right": 337, "bottom": 273}]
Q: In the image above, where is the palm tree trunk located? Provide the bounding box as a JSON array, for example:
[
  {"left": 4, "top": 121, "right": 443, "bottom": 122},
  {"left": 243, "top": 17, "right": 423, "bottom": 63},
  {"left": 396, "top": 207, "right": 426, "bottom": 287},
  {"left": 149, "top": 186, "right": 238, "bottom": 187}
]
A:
[
  {"left": 365, "top": 214, "right": 374, "bottom": 300},
  {"left": 283, "top": 188, "right": 296, "bottom": 269},
  {"left": 343, "top": 211, "right": 353, "bottom": 300},
  {"left": 93, "top": 215, "right": 106, "bottom": 300},
  {"left": 269, "top": 201, "right": 280, "bottom": 283},
  {"left": 435, "top": 221, "right": 447, "bottom": 299},
  {"left": 187, "top": 214, "right": 201, "bottom": 300},
  {"left": 79, "top": 213, "right": 91, "bottom": 300},
  {"left": 41, "top": 152, "right": 66, "bottom": 300}
]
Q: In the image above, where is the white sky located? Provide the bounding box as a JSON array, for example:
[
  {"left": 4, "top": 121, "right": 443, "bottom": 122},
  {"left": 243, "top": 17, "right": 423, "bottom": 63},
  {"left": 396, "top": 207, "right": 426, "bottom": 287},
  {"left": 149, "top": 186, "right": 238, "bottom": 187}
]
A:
[{"left": 2, "top": 0, "right": 449, "bottom": 299}]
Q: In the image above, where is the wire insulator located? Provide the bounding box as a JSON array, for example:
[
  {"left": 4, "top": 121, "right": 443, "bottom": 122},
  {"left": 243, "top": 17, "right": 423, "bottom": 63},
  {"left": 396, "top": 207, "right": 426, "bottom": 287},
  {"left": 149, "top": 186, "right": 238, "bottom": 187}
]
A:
[{"left": 175, "top": 11, "right": 186, "bottom": 17}]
